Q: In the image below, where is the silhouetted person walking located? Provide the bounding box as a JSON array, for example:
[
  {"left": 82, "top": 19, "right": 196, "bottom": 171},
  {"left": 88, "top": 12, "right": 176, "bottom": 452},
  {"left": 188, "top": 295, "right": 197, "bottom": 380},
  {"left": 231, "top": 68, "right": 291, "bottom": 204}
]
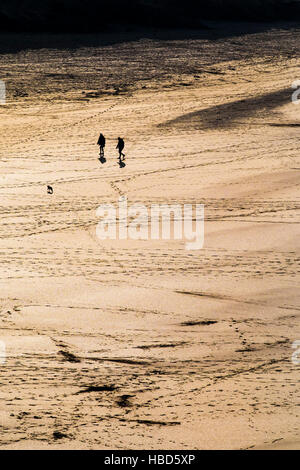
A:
[
  {"left": 116, "top": 137, "right": 125, "bottom": 160},
  {"left": 97, "top": 133, "right": 106, "bottom": 157}
]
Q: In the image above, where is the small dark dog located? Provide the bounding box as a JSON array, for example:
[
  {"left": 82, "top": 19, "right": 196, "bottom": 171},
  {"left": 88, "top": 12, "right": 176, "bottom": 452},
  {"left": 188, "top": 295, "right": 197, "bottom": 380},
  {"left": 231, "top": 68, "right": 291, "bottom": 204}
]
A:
[{"left": 47, "top": 185, "right": 53, "bottom": 194}]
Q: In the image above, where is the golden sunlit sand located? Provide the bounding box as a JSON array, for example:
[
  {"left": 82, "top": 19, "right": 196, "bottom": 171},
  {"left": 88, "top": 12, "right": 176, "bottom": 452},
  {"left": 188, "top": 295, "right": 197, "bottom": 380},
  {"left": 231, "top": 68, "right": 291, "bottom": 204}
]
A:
[{"left": 0, "top": 25, "right": 299, "bottom": 449}]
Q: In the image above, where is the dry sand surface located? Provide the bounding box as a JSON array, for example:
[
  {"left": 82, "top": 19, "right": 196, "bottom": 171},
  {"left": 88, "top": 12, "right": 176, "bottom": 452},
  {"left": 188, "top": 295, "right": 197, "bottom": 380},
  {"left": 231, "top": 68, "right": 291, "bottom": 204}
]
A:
[{"left": 0, "top": 24, "right": 299, "bottom": 449}]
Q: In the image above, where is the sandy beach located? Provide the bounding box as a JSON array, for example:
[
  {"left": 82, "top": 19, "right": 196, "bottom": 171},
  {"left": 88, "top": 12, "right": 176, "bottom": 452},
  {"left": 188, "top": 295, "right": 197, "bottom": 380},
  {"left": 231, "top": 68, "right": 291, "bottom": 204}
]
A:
[{"left": 0, "top": 23, "right": 299, "bottom": 449}]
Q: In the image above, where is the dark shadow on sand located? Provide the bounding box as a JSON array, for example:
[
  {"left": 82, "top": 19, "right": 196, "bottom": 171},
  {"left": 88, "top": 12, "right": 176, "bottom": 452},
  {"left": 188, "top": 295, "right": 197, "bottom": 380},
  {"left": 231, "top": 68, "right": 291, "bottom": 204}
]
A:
[
  {"left": 0, "top": 21, "right": 299, "bottom": 55},
  {"left": 268, "top": 123, "right": 300, "bottom": 127},
  {"left": 159, "top": 88, "right": 292, "bottom": 130}
]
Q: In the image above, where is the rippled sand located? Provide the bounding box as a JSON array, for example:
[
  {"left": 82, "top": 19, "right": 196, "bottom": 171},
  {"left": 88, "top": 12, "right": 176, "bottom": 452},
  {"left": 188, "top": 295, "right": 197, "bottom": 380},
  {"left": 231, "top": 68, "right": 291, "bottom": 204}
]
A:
[{"left": 0, "top": 24, "right": 299, "bottom": 449}]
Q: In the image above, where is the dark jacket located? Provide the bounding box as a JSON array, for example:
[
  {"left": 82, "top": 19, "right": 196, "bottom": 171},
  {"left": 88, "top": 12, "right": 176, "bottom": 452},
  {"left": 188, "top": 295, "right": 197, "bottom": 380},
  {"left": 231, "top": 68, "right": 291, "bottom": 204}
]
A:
[
  {"left": 98, "top": 134, "right": 105, "bottom": 147},
  {"left": 117, "top": 138, "right": 124, "bottom": 150}
]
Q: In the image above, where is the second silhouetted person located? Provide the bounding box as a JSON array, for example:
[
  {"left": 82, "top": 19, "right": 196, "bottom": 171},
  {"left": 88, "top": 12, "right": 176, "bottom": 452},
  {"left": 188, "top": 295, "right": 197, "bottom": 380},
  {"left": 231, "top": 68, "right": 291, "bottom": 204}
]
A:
[{"left": 116, "top": 137, "right": 125, "bottom": 160}]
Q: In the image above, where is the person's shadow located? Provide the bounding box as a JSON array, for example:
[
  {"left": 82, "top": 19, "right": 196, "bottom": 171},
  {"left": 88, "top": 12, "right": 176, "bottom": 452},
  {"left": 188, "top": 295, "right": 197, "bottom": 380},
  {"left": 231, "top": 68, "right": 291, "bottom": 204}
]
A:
[
  {"left": 118, "top": 157, "right": 126, "bottom": 168},
  {"left": 99, "top": 156, "right": 106, "bottom": 164}
]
